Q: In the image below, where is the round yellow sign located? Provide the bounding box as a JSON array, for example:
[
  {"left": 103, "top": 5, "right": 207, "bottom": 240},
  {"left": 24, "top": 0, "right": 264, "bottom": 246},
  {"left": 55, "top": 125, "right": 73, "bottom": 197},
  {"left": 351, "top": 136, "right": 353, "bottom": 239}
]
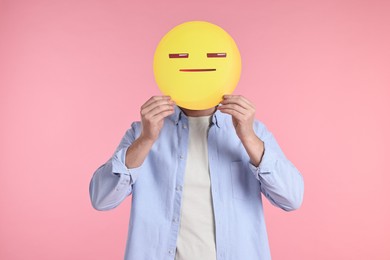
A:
[{"left": 153, "top": 21, "right": 242, "bottom": 110}]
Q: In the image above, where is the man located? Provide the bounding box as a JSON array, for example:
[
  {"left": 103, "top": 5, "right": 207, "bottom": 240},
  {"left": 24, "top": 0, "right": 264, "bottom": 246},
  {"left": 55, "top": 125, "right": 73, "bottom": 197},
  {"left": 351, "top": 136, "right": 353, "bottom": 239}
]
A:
[{"left": 89, "top": 94, "right": 304, "bottom": 260}]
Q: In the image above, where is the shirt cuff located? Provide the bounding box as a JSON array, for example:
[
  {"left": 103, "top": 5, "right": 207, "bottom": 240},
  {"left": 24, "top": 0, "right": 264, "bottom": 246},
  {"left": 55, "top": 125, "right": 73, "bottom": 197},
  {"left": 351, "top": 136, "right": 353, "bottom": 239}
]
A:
[{"left": 111, "top": 146, "right": 142, "bottom": 184}]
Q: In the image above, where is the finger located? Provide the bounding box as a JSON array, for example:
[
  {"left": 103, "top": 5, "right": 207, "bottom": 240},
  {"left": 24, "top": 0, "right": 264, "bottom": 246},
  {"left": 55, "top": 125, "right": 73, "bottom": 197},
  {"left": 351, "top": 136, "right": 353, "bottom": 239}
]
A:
[
  {"left": 142, "top": 99, "right": 174, "bottom": 116},
  {"left": 218, "top": 103, "right": 246, "bottom": 116},
  {"left": 221, "top": 99, "right": 248, "bottom": 111},
  {"left": 218, "top": 107, "right": 243, "bottom": 119},
  {"left": 222, "top": 95, "right": 252, "bottom": 109},
  {"left": 142, "top": 96, "right": 171, "bottom": 111},
  {"left": 145, "top": 103, "right": 175, "bottom": 119},
  {"left": 153, "top": 109, "right": 175, "bottom": 122},
  {"left": 141, "top": 96, "right": 171, "bottom": 110},
  {"left": 223, "top": 95, "right": 255, "bottom": 109},
  {"left": 220, "top": 97, "right": 252, "bottom": 114}
]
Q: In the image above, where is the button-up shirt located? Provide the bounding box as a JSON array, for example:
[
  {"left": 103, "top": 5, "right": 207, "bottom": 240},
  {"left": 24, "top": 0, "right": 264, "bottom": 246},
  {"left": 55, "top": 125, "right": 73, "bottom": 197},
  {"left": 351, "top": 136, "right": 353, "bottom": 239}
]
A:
[{"left": 89, "top": 106, "right": 304, "bottom": 260}]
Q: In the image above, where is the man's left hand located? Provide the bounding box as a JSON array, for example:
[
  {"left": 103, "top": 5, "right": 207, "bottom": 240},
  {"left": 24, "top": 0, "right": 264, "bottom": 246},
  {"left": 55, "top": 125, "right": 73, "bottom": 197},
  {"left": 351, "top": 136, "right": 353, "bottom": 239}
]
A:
[
  {"left": 218, "top": 95, "right": 256, "bottom": 141},
  {"left": 218, "top": 95, "right": 264, "bottom": 166}
]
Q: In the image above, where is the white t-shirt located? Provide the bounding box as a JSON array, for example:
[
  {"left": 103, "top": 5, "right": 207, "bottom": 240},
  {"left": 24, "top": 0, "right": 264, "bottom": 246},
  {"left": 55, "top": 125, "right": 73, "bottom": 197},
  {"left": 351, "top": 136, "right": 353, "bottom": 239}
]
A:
[{"left": 175, "top": 115, "right": 216, "bottom": 260}]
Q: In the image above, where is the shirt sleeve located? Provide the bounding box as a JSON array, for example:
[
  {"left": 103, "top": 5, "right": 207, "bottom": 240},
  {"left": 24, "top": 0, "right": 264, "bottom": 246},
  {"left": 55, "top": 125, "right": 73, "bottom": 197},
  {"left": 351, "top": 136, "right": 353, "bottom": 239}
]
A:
[
  {"left": 249, "top": 121, "right": 304, "bottom": 211},
  {"left": 89, "top": 122, "right": 143, "bottom": 211}
]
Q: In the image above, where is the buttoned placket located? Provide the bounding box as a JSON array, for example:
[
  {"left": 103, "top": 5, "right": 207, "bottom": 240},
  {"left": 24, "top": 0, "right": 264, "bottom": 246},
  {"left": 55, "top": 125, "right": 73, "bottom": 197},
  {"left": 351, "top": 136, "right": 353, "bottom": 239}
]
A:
[
  {"left": 207, "top": 119, "right": 228, "bottom": 260},
  {"left": 167, "top": 112, "right": 189, "bottom": 259}
]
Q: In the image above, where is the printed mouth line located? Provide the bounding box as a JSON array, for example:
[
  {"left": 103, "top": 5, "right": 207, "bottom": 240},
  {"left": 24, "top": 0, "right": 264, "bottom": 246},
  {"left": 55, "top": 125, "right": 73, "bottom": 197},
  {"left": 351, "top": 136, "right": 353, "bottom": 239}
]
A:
[{"left": 179, "top": 69, "right": 216, "bottom": 72}]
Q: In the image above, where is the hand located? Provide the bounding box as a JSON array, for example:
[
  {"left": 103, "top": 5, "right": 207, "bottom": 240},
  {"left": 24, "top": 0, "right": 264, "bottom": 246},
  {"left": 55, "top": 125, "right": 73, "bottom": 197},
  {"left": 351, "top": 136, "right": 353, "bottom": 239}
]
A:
[
  {"left": 218, "top": 95, "right": 264, "bottom": 166},
  {"left": 218, "top": 95, "right": 256, "bottom": 141},
  {"left": 139, "top": 96, "right": 175, "bottom": 142}
]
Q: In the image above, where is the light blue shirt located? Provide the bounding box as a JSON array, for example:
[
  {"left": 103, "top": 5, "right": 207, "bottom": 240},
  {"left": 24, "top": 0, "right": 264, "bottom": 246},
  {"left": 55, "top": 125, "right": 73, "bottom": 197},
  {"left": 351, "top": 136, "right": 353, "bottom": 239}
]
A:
[{"left": 89, "top": 106, "right": 304, "bottom": 260}]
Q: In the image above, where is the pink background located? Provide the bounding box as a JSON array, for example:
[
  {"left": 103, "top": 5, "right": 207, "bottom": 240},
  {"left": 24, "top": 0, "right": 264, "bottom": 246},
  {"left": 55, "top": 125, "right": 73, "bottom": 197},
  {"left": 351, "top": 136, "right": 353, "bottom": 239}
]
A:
[{"left": 1, "top": 0, "right": 389, "bottom": 259}]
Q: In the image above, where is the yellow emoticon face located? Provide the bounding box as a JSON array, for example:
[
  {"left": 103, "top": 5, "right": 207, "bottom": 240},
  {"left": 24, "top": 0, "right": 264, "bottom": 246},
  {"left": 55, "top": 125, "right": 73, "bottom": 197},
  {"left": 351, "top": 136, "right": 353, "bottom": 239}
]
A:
[{"left": 153, "top": 21, "right": 241, "bottom": 110}]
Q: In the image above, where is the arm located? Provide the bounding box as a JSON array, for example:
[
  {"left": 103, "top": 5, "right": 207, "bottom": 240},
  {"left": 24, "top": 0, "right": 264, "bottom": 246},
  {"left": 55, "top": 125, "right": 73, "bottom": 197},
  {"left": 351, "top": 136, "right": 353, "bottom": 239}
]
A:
[
  {"left": 218, "top": 94, "right": 264, "bottom": 166},
  {"left": 218, "top": 95, "right": 304, "bottom": 211},
  {"left": 251, "top": 122, "right": 304, "bottom": 211},
  {"left": 89, "top": 124, "right": 141, "bottom": 211},
  {"left": 89, "top": 96, "right": 175, "bottom": 211}
]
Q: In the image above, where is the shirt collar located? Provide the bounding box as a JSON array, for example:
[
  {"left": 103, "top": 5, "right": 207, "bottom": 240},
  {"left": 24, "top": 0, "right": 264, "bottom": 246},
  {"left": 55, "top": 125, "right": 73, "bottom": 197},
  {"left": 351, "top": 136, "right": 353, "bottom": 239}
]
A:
[{"left": 172, "top": 105, "right": 223, "bottom": 128}]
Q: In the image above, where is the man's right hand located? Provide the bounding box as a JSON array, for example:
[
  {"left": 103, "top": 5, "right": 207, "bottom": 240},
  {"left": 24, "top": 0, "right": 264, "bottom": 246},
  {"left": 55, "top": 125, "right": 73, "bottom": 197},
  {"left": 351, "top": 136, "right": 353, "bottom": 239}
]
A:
[{"left": 139, "top": 96, "right": 175, "bottom": 142}]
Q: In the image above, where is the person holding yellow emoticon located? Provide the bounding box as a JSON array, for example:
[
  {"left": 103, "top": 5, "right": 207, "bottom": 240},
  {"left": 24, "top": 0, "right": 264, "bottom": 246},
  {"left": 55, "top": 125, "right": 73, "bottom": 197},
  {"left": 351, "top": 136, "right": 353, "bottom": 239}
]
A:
[{"left": 90, "top": 21, "right": 304, "bottom": 260}]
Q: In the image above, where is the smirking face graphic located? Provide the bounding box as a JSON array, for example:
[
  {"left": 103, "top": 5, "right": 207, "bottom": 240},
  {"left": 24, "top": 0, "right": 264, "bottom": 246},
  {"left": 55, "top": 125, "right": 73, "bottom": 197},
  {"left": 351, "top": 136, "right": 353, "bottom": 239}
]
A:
[{"left": 153, "top": 21, "right": 242, "bottom": 110}]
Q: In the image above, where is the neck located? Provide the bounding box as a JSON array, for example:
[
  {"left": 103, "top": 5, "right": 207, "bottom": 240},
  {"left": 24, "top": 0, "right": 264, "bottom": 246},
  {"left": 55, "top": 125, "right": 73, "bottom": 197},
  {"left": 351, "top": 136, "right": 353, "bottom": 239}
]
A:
[{"left": 179, "top": 106, "right": 217, "bottom": 117}]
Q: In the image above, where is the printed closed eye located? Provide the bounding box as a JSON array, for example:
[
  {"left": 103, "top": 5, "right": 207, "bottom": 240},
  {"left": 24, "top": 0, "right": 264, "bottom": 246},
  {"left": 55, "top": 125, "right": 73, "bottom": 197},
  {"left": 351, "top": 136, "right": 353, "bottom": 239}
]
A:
[
  {"left": 207, "top": 53, "right": 227, "bottom": 58},
  {"left": 169, "top": 53, "right": 189, "bottom": 58}
]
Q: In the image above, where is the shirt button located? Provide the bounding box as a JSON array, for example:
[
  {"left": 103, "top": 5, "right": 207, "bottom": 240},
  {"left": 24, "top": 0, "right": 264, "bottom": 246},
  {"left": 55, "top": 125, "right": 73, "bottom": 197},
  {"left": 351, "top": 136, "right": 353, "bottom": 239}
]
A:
[
  {"left": 179, "top": 155, "right": 184, "bottom": 159},
  {"left": 176, "top": 185, "right": 183, "bottom": 191},
  {"left": 168, "top": 249, "right": 174, "bottom": 255},
  {"left": 183, "top": 125, "right": 187, "bottom": 129},
  {"left": 173, "top": 218, "right": 179, "bottom": 223}
]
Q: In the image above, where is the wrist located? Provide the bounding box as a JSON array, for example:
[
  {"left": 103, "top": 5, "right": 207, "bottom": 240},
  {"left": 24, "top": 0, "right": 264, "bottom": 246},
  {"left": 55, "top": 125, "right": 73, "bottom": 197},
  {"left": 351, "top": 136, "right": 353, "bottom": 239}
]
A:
[
  {"left": 238, "top": 130, "right": 257, "bottom": 144},
  {"left": 239, "top": 131, "right": 264, "bottom": 167},
  {"left": 138, "top": 134, "right": 156, "bottom": 146}
]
